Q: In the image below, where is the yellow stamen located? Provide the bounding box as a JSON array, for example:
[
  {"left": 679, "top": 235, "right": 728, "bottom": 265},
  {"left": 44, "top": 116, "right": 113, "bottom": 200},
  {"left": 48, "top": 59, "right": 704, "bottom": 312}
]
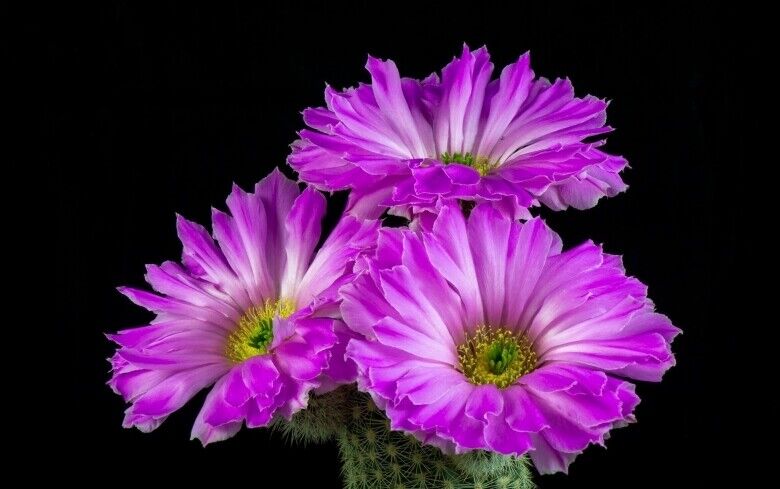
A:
[
  {"left": 440, "top": 152, "right": 496, "bottom": 176},
  {"left": 224, "top": 299, "right": 295, "bottom": 363},
  {"left": 458, "top": 326, "right": 537, "bottom": 388}
]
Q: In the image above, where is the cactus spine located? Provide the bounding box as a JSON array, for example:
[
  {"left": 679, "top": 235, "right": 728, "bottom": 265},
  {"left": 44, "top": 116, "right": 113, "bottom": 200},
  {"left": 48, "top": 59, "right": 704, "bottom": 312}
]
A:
[{"left": 338, "top": 389, "right": 534, "bottom": 489}]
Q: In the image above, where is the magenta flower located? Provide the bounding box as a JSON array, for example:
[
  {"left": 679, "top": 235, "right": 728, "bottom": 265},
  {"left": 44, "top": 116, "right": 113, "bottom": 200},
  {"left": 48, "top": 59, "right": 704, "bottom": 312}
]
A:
[
  {"left": 340, "top": 204, "right": 677, "bottom": 474},
  {"left": 108, "top": 169, "right": 378, "bottom": 444},
  {"left": 290, "top": 45, "right": 627, "bottom": 219}
]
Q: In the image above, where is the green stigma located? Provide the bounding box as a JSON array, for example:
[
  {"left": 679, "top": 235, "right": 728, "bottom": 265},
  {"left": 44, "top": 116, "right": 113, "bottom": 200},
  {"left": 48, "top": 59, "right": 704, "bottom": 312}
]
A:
[
  {"left": 440, "top": 152, "right": 495, "bottom": 176},
  {"left": 225, "top": 299, "right": 295, "bottom": 363},
  {"left": 458, "top": 327, "right": 537, "bottom": 388}
]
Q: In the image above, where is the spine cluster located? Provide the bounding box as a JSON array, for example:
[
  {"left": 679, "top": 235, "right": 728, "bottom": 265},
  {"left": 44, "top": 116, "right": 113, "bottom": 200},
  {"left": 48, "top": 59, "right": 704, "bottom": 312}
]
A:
[{"left": 336, "top": 389, "right": 535, "bottom": 489}]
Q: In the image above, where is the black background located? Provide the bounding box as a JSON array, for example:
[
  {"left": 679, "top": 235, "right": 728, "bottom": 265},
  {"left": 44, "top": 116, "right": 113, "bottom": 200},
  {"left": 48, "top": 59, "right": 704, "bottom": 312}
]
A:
[{"left": 49, "top": 2, "right": 748, "bottom": 487}]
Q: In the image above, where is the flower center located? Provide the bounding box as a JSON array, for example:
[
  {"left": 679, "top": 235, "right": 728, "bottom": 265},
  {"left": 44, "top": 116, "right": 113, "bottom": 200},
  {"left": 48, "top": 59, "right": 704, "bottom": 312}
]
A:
[
  {"left": 458, "top": 326, "right": 537, "bottom": 388},
  {"left": 224, "top": 299, "right": 295, "bottom": 363},
  {"left": 440, "top": 152, "right": 495, "bottom": 176}
]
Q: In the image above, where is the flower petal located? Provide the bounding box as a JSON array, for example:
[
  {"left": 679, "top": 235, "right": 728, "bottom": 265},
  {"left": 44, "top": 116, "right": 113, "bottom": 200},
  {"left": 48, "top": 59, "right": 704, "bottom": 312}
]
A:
[{"left": 280, "top": 187, "right": 326, "bottom": 299}]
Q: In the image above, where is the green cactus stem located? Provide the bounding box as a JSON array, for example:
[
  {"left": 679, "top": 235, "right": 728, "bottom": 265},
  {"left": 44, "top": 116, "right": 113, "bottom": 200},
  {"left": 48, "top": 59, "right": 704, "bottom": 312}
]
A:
[
  {"left": 273, "top": 385, "right": 354, "bottom": 445},
  {"left": 338, "top": 389, "right": 535, "bottom": 489}
]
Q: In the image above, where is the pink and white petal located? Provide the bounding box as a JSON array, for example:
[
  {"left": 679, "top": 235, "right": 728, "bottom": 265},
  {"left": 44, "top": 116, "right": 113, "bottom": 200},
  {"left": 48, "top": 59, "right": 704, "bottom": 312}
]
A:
[
  {"left": 503, "top": 218, "right": 558, "bottom": 330},
  {"left": 302, "top": 106, "right": 339, "bottom": 132},
  {"left": 495, "top": 145, "right": 599, "bottom": 194},
  {"left": 467, "top": 204, "right": 514, "bottom": 326},
  {"left": 543, "top": 332, "right": 676, "bottom": 381},
  {"left": 114, "top": 329, "right": 225, "bottom": 358},
  {"left": 434, "top": 45, "right": 493, "bottom": 154},
  {"left": 376, "top": 264, "right": 458, "bottom": 350},
  {"left": 291, "top": 316, "right": 340, "bottom": 354},
  {"left": 245, "top": 397, "right": 280, "bottom": 428},
  {"left": 524, "top": 373, "right": 627, "bottom": 452},
  {"left": 521, "top": 364, "right": 608, "bottom": 397},
  {"left": 274, "top": 341, "right": 328, "bottom": 382},
  {"left": 339, "top": 269, "right": 401, "bottom": 339},
  {"left": 241, "top": 355, "right": 282, "bottom": 397},
  {"left": 252, "top": 169, "right": 301, "bottom": 292},
  {"left": 111, "top": 368, "right": 174, "bottom": 402},
  {"left": 294, "top": 216, "right": 378, "bottom": 306},
  {"left": 476, "top": 174, "right": 537, "bottom": 210},
  {"left": 528, "top": 433, "right": 580, "bottom": 475},
  {"left": 274, "top": 373, "right": 315, "bottom": 419},
  {"left": 280, "top": 187, "right": 326, "bottom": 299},
  {"left": 503, "top": 385, "right": 548, "bottom": 434},
  {"left": 476, "top": 52, "right": 533, "bottom": 157},
  {"left": 270, "top": 315, "right": 297, "bottom": 350},
  {"left": 494, "top": 78, "right": 608, "bottom": 160},
  {"left": 346, "top": 337, "right": 422, "bottom": 370},
  {"left": 482, "top": 191, "right": 535, "bottom": 221},
  {"left": 367, "top": 362, "right": 430, "bottom": 402},
  {"left": 123, "top": 413, "right": 167, "bottom": 433},
  {"left": 175, "top": 215, "right": 237, "bottom": 289},
  {"left": 241, "top": 356, "right": 285, "bottom": 427},
  {"left": 622, "top": 308, "right": 680, "bottom": 341},
  {"left": 344, "top": 177, "right": 398, "bottom": 219},
  {"left": 144, "top": 262, "right": 243, "bottom": 322},
  {"left": 395, "top": 365, "right": 466, "bottom": 406},
  {"left": 366, "top": 56, "right": 430, "bottom": 157},
  {"left": 327, "top": 84, "right": 413, "bottom": 158},
  {"left": 315, "top": 321, "right": 358, "bottom": 392},
  {"left": 537, "top": 295, "right": 646, "bottom": 353},
  {"left": 272, "top": 316, "right": 336, "bottom": 382},
  {"left": 125, "top": 364, "right": 225, "bottom": 421},
  {"left": 222, "top": 365, "right": 253, "bottom": 408},
  {"left": 615, "top": 380, "right": 640, "bottom": 419},
  {"left": 484, "top": 408, "right": 534, "bottom": 455},
  {"left": 400, "top": 233, "right": 470, "bottom": 344},
  {"left": 211, "top": 208, "right": 261, "bottom": 309},
  {"left": 539, "top": 153, "right": 628, "bottom": 210},
  {"left": 402, "top": 162, "right": 481, "bottom": 206},
  {"left": 108, "top": 320, "right": 225, "bottom": 349},
  {"left": 423, "top": 204, "right": 484, "bottom": 327},
  {"left": 117, "top": 349, "right": 226, "bottom": 372},
  {"left": 374, "top": 227, "right": 406, "bottom": 268},
  {"left": 402, "top": 383, "right": 487, "bottom": 451},
  {"left": 288, "top": 138, "right": 375, "bottom": 191},
  {"left": 118, "top": 287, "right": 235, "bottom": 330},
  {"left": 373, "top": 316, "right": 458, "bottom": 365},
  {"left": 402, "top": 381, "right": 474, "bottom": 430},
  {"left": 401, "top": 78, "right": 436, "bottom": 156},
  {"left": 191, "top": 374, "right": 246, "bottom": 445},
  {"left": 522, "top": 242, "right": 608, "bottom": 340},
  {"left": 464, "top": 384, "right": 504, "bottom": 422},
  {"left": 223, "top": 182, "right": 276, "bottom": 303}
]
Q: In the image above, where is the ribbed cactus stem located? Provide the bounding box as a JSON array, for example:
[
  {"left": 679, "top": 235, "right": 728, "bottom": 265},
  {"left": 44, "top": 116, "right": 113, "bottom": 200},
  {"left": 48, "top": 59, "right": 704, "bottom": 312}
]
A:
[
  {"left": 273, "top": 385, "right": 354, "bottom": 445},
  {"left": 338, "top": 390, "right": 535, "bottom": 489}
]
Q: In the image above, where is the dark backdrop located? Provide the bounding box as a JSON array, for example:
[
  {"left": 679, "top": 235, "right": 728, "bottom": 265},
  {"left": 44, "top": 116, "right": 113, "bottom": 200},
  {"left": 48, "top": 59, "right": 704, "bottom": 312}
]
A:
[{"left": 51, "top": 2, "right": 746, "bottom": 487}]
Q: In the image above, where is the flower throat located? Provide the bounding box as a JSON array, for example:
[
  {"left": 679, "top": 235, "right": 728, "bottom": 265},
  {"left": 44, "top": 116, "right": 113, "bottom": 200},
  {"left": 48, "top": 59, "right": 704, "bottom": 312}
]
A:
[
  {"left": 458, "top": 326, "right": 537, "bottom": 388},
  {"left": 440, "top": 152, "right": 495, "bottom": 176},
  {"left": 225, "top": 299, "right": 295, "bottom": 363}
]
